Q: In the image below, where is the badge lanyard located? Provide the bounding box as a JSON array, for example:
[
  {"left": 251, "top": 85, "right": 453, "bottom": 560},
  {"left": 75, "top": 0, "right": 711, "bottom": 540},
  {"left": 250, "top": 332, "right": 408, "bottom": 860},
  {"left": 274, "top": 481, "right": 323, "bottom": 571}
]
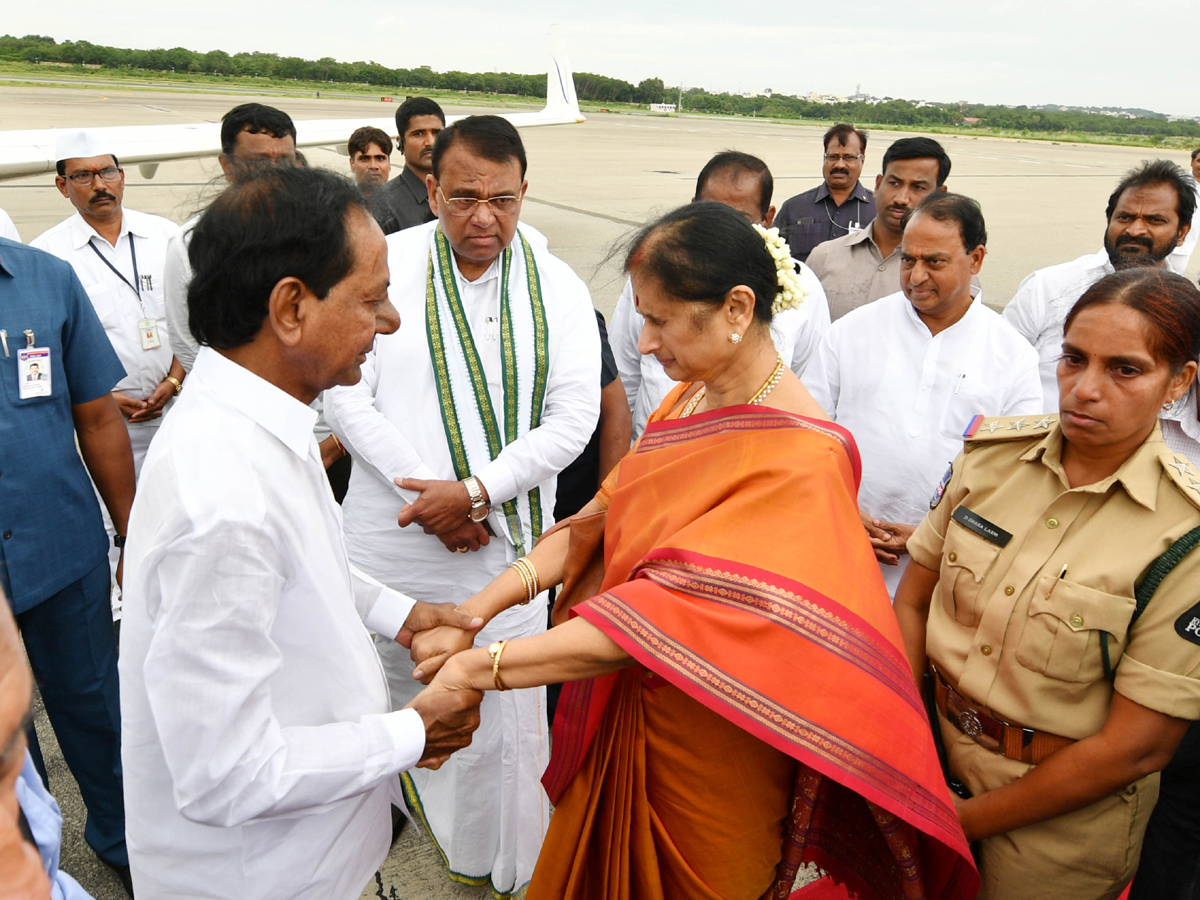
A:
[{"left": 88, "top": 235, "right": 161, "bottom": 350}]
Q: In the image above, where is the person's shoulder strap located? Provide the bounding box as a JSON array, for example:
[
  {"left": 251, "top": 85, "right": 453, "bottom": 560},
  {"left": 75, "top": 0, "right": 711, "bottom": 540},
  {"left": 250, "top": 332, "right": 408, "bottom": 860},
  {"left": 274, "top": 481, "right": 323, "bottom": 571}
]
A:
[
  {"left": 1102, "top": 524, "right": 1200, "bottom": 680},
  {"left": 962, "top": 414, "right": 1057, "bottom": 449}
]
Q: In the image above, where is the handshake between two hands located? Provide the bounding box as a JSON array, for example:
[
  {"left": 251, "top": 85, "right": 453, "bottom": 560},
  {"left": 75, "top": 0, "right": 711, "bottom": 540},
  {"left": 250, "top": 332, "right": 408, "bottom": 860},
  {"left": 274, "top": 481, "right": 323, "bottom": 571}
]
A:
[{"left": 395, "top": 599, "right": 488, "bottom": 770}]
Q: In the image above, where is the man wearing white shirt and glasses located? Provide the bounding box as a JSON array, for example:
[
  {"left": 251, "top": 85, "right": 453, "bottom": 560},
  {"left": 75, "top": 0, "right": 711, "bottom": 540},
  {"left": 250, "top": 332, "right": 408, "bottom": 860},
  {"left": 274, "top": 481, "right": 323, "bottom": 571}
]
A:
[
  {"left": 119, "top": 165, "right": 484, "bottom": 900},
  {"left": 326, "top": 115, "right": 599, "bottom": 897},
  {"left": 803, "top": 193, "right": 1042, "bottom": 596}
]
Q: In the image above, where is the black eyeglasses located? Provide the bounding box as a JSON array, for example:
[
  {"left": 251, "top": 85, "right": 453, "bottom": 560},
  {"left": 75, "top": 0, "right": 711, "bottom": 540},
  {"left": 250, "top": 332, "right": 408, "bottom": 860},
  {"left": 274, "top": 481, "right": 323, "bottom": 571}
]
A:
[{"left": 64, "top": 166, "right": 122, "bottom": 185}]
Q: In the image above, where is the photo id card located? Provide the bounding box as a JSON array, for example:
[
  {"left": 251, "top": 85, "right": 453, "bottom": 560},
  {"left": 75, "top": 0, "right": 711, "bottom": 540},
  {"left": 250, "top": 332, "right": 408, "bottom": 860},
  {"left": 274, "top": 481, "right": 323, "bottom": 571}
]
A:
[
  {"left": 139, "top": 318, "right": 162, "bottom": 351},
  {"left": 18, "top": 346, "right": 51, "bottom": 399}
]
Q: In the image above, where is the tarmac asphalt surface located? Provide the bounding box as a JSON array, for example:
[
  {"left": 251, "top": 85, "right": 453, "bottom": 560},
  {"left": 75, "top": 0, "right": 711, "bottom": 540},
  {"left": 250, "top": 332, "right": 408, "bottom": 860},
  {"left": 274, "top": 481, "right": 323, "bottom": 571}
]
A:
[{"left": 3, "top": 83, "right": 1197, "bottom": 898}]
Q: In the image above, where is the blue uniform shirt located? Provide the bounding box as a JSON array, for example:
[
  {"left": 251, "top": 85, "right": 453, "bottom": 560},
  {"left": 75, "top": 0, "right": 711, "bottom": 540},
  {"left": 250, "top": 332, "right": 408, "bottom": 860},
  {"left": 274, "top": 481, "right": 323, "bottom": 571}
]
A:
[{"left": 0, "top": 238, "right": 126, "bottom": 612}]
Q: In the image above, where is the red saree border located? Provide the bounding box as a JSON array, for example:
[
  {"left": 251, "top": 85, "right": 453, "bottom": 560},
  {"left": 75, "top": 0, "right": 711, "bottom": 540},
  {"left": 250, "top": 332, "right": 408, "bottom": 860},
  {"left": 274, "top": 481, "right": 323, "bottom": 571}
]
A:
[
  {"left": 630, "top": 549, "right": 921, "bottom": 717},
  {"left": 637, "top": 404, "right": 862, "bottom": 490},
  {"left": 577, "top": 598, "right": 961, "bottom": 847}
]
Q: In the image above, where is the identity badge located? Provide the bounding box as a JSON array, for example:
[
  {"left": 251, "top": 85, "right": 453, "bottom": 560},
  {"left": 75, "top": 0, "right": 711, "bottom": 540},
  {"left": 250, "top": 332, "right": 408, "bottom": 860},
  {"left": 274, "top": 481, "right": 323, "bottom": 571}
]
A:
[
  {"left": 17, "top": 346, "right": 51, "bottom": 399},
  {"left": 139, "top": 318, "right": 162, "bottom": 351},
  {"left": 846, "top": 220, "right": 863, "bottom": 235}
]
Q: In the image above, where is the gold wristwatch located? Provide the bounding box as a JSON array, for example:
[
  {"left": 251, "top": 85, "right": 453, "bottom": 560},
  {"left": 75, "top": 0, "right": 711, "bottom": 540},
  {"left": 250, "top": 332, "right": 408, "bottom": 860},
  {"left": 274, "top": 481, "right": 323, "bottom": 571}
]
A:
[{"left": 464, "top": 475, "right": 490, "bottom": 522}]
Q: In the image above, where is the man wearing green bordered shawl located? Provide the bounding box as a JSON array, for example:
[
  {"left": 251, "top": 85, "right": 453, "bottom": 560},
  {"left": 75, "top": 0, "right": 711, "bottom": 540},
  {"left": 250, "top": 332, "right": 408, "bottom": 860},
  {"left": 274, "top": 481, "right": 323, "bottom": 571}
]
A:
[{"left": 325, "top": 116, "right": 601, "bottom": 898}]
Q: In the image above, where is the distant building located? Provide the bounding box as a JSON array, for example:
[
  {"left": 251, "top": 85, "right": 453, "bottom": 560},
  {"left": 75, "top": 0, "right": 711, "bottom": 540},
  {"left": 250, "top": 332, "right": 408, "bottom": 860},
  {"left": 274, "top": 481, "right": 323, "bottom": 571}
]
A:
[{"left": 648, "top": 102, "right": 676, "bottom": 113}]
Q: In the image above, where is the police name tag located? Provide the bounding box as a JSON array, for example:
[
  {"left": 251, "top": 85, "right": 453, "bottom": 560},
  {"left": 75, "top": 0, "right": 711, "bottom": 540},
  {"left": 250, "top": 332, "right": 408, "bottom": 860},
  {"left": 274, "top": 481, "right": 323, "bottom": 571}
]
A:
[
  {"left": 139, "top": 318, "right": 162, "bottom": 351},
  {"left": 17, "top": 346, "right": 51, "bottom": 399},
  {"left": 951, "top": 506, "right": 1013, "bottom": 548}
]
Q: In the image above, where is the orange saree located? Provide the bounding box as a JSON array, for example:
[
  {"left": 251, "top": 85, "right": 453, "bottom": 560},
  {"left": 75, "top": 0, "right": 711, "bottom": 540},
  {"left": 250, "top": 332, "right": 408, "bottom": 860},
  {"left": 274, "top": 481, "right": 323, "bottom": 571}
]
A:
[{"left": 530, "top": 394, "right": 978, "bottom": 900}]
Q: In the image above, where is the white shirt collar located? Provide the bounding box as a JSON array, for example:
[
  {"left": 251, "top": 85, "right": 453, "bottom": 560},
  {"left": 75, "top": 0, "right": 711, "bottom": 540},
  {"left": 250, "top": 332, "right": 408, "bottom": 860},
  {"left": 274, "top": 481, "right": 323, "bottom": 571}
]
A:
[
  {"left": 191, "top": 347, "right": 319, "bottom": 460},
  {"left": 900, "top": 283, "right": 983, "bottom": 335},
  {"left": 67, "top": 208, "right": 151, "bottom": 250}
]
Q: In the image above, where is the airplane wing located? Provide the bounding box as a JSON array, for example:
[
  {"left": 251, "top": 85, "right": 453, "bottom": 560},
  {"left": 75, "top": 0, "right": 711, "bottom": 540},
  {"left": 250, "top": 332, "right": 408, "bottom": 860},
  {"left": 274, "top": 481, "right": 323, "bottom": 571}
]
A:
[{"left": 0, "top": 27, "right": 584, "bottom": 181}]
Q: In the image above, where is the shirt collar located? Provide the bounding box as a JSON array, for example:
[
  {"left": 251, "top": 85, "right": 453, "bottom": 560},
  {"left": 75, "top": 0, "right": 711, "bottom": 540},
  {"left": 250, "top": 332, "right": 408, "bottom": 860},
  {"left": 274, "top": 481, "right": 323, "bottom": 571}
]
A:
[
  {"left": 67, "top": 209, "right": 145, "bottom": 250},
  {"left": 401, "top": 166, "right": 430, "bottom": 203},
  {"left": 900, "top": 284, "right": 983, "bottom": 334},
  {"left": 190, "top": 347, "right": 319, "bottom": 460},
  {"left": 814, "top": 180, "right": 871, "bottom": 204},
  {"left": 1020, "top": 423, "right": 1164, "bottom": 510}
]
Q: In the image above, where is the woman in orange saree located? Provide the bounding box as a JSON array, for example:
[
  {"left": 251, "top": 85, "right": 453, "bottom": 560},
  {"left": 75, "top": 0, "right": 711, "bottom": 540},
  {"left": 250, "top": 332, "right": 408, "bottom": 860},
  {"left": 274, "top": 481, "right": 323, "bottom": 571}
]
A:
[{"left": 409, "top": 203, "right": 978, "bottom": 900}]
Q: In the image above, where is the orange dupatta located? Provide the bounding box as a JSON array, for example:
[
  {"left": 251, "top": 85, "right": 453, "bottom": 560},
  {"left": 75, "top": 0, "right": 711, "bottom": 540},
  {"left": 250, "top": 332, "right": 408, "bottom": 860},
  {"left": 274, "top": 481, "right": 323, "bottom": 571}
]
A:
[{"left": 542, "top": 398, "right": 978, "bottom": 900}]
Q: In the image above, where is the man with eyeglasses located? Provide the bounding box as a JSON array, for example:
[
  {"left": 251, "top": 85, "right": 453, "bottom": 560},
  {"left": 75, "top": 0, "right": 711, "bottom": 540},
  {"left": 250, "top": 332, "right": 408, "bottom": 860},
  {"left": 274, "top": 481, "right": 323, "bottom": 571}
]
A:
[
  {"left": 32, "top": 131, "right": 184, "bottom": 483},
  {"left": 776, "top": 122, "right": 877, "bottom": 264},
  {"left": 326, "top": 115, "right": 599, "bottom": 897}
]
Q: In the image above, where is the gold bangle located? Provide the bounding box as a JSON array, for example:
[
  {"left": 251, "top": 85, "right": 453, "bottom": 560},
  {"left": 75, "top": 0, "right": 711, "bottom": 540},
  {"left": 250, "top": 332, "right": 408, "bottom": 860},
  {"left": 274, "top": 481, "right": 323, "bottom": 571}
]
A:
[
  {"left": 489, "top": 640, "right": 511, "bottom": 691},
  {"left": 510, "top": 560, "right": 532, "bottom": 605},
  {"left": 164, "top": 375, "right": 183, "bottom": 395},
  {"left": 511, "top": 557, "right": 539, "bottom": 605}
]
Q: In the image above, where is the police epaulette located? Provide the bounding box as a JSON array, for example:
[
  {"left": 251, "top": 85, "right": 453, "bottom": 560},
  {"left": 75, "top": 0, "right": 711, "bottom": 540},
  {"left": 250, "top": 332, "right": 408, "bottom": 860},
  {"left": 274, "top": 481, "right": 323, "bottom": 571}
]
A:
[
  {"left": 1159, "top": 448, "right": 1200, "bottom": 510},
  {"left": 962, "top": 414, "right": 1057, "bottom": 442}
]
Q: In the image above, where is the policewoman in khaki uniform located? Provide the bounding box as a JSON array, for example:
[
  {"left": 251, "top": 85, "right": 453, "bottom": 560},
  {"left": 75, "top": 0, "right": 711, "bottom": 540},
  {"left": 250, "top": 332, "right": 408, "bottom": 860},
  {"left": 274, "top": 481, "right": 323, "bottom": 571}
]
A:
[{"left": 895, "top": 267, "right": 1200, "bottom": 900}]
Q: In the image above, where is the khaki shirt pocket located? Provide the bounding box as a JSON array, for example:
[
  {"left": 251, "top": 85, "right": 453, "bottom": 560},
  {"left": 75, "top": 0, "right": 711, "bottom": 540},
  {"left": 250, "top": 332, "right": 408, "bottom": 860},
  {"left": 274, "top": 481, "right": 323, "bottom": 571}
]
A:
[
  {"left": 941, "top": 526, "right": 1001, "bottom": 627},
  {"left": 1016, "top": 575, "right": 1136, "bottom": 682}
]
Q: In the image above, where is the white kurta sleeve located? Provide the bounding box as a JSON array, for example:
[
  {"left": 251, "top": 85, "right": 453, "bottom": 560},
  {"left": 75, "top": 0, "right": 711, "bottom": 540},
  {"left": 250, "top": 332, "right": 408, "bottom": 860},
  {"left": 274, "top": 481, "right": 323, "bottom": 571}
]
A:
[
  {"left": 325, "top": 349, "right": 441, "bottom": 496},
  {"left": 609, "top": 277, "right": 642, "bottom": 417},
  {"left": 352, "top": 564, "right": 417, "bottom": 640},
  {"left": 1001, "top": 343, "right": 1045, "bottom": 417},
  {"left": 1001, "top": 271, "right": 1048, "bottom": 348},
  {"left": 164, "top": 226, "right": 201, "bottom": 373},
  {"left": 800, "top": 324, "right": 842, "bottom": 420},
  {"left": 475, "top": 265, "right": 601, "bottom": 504},
  {"left": 785, "top": 264, "right": 832, "bottom": 376},
  {"left": 142, "top": 517, "right": 425, "bottom": 828}
]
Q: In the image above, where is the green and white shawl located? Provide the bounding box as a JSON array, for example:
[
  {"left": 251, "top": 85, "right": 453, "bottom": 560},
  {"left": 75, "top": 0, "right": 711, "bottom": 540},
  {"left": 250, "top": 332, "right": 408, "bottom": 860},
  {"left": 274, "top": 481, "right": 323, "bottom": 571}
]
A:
[{"left": 425, "top": 225, "right": 550, "bottom": 557}]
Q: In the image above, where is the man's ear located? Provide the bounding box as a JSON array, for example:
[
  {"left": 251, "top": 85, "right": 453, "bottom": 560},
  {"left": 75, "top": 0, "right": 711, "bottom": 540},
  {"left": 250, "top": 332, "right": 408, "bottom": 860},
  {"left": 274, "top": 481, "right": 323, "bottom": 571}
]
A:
[
  {"left": 54, "top": 176, "right": 69, "bottom": 199},
  {"left": 267, "top": 277, "right": 309, "bottom": 347},
  {"left": 426, "top": 174, "right": 439, "bottom": 213},
  {"left": 763, "top": 205, "right": 777, "bottom": 228}
]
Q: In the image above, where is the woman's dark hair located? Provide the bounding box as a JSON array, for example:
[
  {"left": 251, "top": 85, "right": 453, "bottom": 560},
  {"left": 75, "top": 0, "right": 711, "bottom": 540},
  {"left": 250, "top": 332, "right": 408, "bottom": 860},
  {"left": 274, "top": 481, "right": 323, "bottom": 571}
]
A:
[
  {"left": 1063, "top": 268, "right": 1200, "bottom": 374},
  {"left": 624, "top": 202, "right": 777, "bottom": 325},
  {"left": 188, "top": 165, "right": 366, "bottom": 350}
]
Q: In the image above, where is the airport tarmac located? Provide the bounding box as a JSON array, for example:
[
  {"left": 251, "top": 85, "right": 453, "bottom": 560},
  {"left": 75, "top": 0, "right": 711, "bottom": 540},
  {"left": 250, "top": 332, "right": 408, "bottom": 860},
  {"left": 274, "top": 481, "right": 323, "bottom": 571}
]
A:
[
  {"left": 3, "top": 82, "right": 1198, "bottom": 318},
  {"left": 3, "top": 83, "right": 1198, "bottom": 899}
]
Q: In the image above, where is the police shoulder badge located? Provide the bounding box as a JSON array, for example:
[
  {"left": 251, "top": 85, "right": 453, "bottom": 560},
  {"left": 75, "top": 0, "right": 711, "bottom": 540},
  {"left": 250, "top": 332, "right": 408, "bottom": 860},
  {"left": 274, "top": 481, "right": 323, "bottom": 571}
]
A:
[
  {"left": 1176, "top": 601, "right": 1200, "bottom": 646},
  {"left": 930, "top": 462, "right": 953, "bottom": 510}
]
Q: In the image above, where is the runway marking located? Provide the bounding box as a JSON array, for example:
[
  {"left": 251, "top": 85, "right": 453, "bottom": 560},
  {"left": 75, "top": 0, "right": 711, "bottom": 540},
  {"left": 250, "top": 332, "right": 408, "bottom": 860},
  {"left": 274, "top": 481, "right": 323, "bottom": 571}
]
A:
[{"left": 523, "top": 196, "right": 642, "bottom": 226}]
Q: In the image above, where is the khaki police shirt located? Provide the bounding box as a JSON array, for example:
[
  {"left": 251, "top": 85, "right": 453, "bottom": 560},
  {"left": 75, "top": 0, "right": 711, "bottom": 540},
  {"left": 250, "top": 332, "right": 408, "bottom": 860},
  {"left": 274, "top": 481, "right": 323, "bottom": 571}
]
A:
[{"left": 908, "top": 416, "right": 1200, "bottom": 740}]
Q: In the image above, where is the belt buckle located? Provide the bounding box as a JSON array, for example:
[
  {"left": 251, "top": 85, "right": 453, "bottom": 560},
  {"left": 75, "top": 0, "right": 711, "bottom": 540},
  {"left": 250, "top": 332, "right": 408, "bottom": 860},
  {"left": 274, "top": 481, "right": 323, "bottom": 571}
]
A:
[{"left": 956, "top": 707, "right": 984, "bottom": 738}]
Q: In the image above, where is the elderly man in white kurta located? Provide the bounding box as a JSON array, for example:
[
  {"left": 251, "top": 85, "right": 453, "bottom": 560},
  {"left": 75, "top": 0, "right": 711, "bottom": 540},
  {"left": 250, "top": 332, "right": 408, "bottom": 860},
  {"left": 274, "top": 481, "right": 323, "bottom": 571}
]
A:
[
  {"left": 326, "top": 117, "right": 599, "bottom": 897},
  {"left": 804, "top": 194, "right": 1041, "bottom": 598}
]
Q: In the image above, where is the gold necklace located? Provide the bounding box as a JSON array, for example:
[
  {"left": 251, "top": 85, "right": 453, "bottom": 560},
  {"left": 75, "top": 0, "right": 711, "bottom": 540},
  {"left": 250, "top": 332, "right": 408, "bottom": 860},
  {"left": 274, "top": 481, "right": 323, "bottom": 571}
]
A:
[{"left": 682, "top": 356, "right": 786, "bottom": 417}]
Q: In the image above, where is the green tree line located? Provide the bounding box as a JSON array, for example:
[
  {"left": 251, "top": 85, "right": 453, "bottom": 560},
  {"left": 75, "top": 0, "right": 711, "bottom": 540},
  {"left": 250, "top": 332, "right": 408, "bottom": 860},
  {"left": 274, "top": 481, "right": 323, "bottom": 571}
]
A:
[{"left": 3, "top": 33, "right": 1199, "bottom": 139}]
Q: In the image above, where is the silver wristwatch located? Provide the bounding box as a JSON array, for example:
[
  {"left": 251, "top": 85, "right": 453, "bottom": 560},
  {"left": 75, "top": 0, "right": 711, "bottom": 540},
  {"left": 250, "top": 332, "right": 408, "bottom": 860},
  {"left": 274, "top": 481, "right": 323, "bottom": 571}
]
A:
[{"left": 464, "top": 476, "right": 490, "bottom": 522}]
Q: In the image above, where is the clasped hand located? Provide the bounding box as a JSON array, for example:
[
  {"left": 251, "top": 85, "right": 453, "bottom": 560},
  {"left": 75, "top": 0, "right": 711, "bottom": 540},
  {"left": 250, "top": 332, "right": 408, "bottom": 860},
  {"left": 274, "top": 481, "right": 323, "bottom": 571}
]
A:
[
  {"left": 395, "top": 477, "right": 490, "bottom": 554},
  {"left": 860, "top": 509, "right": 916, "bottom": 566},
  {"left": 397, "top": 601, "right": 485, "bottom": 768}
]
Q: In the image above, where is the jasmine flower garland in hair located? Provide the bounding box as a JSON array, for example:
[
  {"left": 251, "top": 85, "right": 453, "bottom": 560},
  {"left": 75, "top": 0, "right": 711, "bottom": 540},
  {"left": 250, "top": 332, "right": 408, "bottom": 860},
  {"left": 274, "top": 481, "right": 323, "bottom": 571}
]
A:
[{"left": 752, "top": 224, "right": 807, "bottom": 316}]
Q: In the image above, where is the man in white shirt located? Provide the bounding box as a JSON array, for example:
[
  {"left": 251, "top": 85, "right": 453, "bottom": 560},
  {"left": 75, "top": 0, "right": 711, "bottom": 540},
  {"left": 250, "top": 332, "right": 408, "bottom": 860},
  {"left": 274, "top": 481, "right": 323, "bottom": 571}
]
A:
[
  {"left": 120, "top": 165, "right": 484, "bottom": 900},
  {"left": 1166, "top": 148, "right": 1200, "bottom": 276},
  {"left": 1004, "top": 160, "right": 1195, "bottom": 411},
  {"left": 804, "top": 193, "right": 1042, "bottom": 596},
  {"left": 31, "top": 131, "right": 185, "bottom": 476},
  {"left": 0, "top": 208, "right": 18, "bottom": 242},
  {"left": 326, "top": 116, "right": 599, "bottom": 897},
  {"left": 611, "top": 151, "right": 831, "bottom": 436}
]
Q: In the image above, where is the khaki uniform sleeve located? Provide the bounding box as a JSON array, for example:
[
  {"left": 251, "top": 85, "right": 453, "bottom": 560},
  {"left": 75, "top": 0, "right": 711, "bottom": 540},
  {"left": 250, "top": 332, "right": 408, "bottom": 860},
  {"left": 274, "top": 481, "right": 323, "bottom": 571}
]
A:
[
  {"left": 1116, "top": 544, "right": 1200, "bottom": 719},
  {"left": 907, "top": 448, "right": 971, "bottom": 571}
]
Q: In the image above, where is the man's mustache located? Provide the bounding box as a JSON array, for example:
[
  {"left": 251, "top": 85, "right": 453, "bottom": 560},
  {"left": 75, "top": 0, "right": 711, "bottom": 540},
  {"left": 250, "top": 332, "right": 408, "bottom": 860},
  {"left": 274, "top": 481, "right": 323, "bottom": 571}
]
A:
[
  {"left": 1115, "top": 234, "right": 1154, "bottom": 250},
  {"left": 90, "top": 191, "right": 116, "bottom": 204}
]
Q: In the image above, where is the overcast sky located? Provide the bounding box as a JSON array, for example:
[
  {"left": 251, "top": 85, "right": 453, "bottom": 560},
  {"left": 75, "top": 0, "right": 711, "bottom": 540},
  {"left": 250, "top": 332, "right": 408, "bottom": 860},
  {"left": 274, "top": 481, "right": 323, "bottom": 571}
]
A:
[{"left": 8, "top": 1, "right": 1200, "bottom": 117}]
